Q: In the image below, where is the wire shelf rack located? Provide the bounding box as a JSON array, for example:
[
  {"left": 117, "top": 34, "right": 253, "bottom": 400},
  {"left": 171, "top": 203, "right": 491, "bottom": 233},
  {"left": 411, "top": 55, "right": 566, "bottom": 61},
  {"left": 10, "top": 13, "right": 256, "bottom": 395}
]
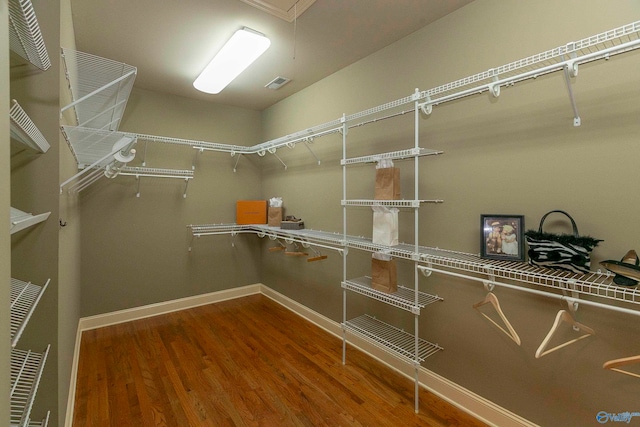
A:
[
  {"left": 10, "top": 207, "right": 50, "bottom": 235},
  {"left": 344, "top": 314, "right": 442, "bottom": 364},
  {"left": 342, "top": 199, "right": 443, "bottom": 208},
  {"left": 419, "top": 21, "right": 640, "bottom": 111},
  {"left": 10, "top": 346, "right": 49, "bottom": 427},
  {"left": 8, "top": 0, "right": 50, "bottom": 71},
  {"left": 343, "top": 277, "right": 442, "bottom": 313},
  {"left": 187, "top": 224, "right": 640, "bottom": 309},
  {"left": 61, "top": 125, "right": 137, "bottom": 168},
  {"left": 61, "top": 49, "right": 136, "bottom": 131},
  {"left": 341, "top": 148, "right": 443, "bottom": 165},
  {"left": 25, "top": 412, "right": 49, "bottom": 427},
  {"left": 9, "top": 100, "right": 50, "bottom": 153},
  {"left": 10, "top": 278, "right": 49, "bottom": 348}
]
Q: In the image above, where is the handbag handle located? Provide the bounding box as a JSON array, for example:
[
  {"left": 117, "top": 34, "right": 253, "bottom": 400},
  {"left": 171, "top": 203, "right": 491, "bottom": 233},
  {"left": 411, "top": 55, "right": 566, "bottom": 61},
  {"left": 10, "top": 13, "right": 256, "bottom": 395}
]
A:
[{"left": 538, "top": 210, "right": 579, "bottom": 237}]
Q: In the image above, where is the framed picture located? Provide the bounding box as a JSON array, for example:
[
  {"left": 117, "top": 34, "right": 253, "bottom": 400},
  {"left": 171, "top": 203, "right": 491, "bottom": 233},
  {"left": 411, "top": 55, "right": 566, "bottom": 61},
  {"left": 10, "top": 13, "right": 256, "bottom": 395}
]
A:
[{"left": 480, "top": 214, "right": 525, "bottom": 261}]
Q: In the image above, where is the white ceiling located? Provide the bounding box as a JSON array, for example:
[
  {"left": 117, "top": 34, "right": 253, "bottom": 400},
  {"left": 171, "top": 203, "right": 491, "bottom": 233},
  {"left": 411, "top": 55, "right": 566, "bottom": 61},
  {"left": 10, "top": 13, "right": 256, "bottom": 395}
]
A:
[{"left": 70, "top": 0, "right": 473, "bottom": 111}]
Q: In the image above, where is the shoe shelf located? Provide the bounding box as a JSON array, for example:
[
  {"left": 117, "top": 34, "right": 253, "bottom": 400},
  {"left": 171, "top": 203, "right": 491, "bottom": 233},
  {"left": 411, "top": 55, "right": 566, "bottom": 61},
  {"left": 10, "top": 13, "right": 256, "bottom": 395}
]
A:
[
  {"left": 343, "top": 314, "right": 442, "bottom": 364},
  {"left": 186, "top": 223, "right": 638, "bottom": 307},
  {"left": 8, "top": 0, "right": 50, "bottom": 71},
  {"left": 10, "top": 346, "right": 50, "bottom": 427},
  {"left": 9, "top": 100, "right": 50, "bottom": 153},
  {"left": 343, "top": 276, "right": 442, "bottom": 314},
  {"left": 10, "top": 278, "right": 49, "bottom": 348},
  {"left": 119, "top": 166, "right": 195, "bottom": 198},
  {"left": 10, "top": 207, "right": 50, "bottom": 235}
]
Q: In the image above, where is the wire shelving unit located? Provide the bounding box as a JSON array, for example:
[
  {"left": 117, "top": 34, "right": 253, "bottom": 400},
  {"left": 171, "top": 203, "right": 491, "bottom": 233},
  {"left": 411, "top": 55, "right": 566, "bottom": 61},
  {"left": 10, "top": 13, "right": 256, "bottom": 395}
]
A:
[
  {"left": 10, "top": 346, "right": 50, "bottom": 427},
  {"left": 10, "top": 278, "right": 49, "bottom": 348},
  {"left": 10, "top": 207, "right": 50, "bottom": 235},
  {"left": 8, "top": 0, "right": 50, "bottom": 71},
  {"left": 9, "top": 100, "right": 50, "bottom": 153}
]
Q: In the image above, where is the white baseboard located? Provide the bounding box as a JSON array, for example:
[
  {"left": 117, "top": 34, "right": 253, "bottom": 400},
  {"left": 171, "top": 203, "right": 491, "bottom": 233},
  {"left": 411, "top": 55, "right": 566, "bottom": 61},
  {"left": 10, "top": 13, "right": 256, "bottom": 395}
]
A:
[{"left": 65, "top": 283, "right": 536, "bottom": 427}]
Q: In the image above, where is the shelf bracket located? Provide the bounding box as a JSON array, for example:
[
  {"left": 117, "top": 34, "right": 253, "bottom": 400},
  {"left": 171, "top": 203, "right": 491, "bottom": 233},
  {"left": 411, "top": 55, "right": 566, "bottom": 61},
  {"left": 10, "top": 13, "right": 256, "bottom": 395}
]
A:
[
  {"left": 561, "top": 279, "right": 580, "bottom": 314},
  {"left": 303, "top": 138, "right": 321, "bottom": 165},
  {"left": 488, "top": 72, "right": 501, "bottom": 98},
  {"left": 268, "top": 147, "right": 288, "bottom": 170},
  {"left": 232, "top": 152, "right": 242, "bottom": 172},
  {"left": 192, "top": 147, "right": 204, "bottom": 170},
  {"left": 562, "top": 51, "right": 581, "bottom": 127},
  {"left": 419, "top": 95, "right": 433, "bottom": 116}
]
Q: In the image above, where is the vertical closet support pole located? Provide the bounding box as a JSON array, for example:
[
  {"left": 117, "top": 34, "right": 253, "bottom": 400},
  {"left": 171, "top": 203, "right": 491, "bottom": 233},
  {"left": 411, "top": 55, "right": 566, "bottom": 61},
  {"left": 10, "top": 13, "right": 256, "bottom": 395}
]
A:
[
  {"left": 341, "top": 114, "right": 348, "bottom": 365},
  {"left": 413, "top": 88, "right": 421, "bottom": 413}
]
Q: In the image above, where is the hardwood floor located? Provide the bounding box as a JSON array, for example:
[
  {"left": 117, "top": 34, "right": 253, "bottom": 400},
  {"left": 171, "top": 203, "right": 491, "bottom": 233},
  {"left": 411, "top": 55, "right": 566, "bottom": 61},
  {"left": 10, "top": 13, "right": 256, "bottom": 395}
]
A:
[{"left": 73, "top": 294, "right": 488, "bottom": 426}]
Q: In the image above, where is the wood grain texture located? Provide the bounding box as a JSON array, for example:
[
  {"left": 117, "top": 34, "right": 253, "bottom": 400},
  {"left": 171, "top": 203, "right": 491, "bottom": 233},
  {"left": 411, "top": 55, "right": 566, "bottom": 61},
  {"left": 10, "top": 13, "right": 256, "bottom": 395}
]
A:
[{"left": 73, "top": 294, "right": 488, "bottom": 426}]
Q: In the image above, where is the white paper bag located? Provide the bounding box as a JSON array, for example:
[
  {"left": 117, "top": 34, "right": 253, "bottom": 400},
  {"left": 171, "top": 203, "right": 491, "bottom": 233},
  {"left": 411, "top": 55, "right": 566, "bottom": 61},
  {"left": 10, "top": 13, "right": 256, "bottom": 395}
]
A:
[{"left": 372, "top": 205, "right": 398, "bottom": 246}]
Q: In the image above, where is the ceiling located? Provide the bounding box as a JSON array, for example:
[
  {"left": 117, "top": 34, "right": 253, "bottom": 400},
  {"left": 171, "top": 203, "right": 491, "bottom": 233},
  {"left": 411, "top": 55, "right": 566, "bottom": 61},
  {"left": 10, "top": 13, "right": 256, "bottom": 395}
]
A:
[{"left": 70, "top": 0, "right": 473, "bottom": 111}]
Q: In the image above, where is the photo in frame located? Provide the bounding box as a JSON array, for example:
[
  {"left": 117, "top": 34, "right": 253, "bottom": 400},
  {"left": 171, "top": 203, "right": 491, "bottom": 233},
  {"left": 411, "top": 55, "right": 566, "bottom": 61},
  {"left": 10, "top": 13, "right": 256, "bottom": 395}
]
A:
[{"left": 481, "top": 214, "right": 525, "bottom": 261}]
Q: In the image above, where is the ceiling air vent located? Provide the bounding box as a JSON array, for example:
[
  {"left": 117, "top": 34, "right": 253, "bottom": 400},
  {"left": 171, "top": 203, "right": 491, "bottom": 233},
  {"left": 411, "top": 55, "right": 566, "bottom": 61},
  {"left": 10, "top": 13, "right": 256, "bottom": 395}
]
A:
[{"left": 265, "top": 76, "right": 291, "bottom": 90}]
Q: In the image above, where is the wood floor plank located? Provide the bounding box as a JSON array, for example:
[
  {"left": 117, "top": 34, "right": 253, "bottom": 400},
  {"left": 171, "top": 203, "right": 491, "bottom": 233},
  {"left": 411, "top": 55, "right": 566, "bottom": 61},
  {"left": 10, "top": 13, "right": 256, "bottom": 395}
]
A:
[{"left": 73, "top": 294, "right": 489, "bottom": 427}]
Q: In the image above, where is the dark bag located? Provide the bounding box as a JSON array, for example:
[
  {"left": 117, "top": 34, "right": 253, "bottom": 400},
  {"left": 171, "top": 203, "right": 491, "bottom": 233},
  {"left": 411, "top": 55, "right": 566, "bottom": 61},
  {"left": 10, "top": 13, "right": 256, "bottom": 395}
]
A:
[{"left": 525, "top": 210, "right": 602, "bottom": 275}]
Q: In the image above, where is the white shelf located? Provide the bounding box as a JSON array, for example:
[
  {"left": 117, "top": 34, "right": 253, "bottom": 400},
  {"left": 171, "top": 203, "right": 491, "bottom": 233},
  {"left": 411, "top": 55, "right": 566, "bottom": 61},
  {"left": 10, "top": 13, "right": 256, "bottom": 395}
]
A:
[
  {"left": 25, "top": 412, "right": 49, "bottom": 427},
  {"left": 343, "top": 276, "right": 442, "bottom": 313},
  {"left": 10, "top": 207, "right": 50, "bottom": 235},
  {"left": 9, "top": 100, "right": 50, "bottom": 153},
  {"left": 188, "top": 224, "right": 640, "bottom": 307},
  {"left": 342, "top": 199, "right": 443, "bottom": 208},
  {"left": 10, "top": 278, "right": 49, "bottom": 348},
  {"left": 10, "top": 346, "right": 49, "bottom": 427},
  {"left": 344, "top": 314, "right": 442, "bottom": 364},
  {"left": 61, "top": 49, "right": 136, "bottom": 131},
  {"left": 8, "top": 0, "right": 50, "bottom": 71},
  {"left": 341, "top": 147, "right": 442, "bottom": 165}
]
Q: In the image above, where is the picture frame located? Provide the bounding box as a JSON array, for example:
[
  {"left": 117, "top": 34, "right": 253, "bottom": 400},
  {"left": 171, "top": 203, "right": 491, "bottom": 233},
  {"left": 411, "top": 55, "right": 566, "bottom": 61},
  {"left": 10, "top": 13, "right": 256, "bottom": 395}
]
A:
[{"left": 480, "top": 214, "right": 525, "bottom": 261}]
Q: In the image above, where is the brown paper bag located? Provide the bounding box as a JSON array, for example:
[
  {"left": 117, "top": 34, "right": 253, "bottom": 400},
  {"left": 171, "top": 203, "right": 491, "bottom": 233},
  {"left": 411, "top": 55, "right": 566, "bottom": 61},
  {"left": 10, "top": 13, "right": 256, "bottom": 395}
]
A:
[
  {"left": 268, "top": 207, "right": 282, "bottom": 227},
  {"left": 374, "top": 167, "right": 401, "bottom": 200},
  {"left": 371, "top": 258, "right": 397, "bottom": 293}
]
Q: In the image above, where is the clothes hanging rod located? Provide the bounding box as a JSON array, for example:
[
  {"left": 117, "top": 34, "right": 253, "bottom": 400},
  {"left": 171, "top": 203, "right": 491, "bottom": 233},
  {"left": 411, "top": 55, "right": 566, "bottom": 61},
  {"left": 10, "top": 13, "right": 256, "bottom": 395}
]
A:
[{"left": 418, "top": 265, "right": 640, "bottom": 318}]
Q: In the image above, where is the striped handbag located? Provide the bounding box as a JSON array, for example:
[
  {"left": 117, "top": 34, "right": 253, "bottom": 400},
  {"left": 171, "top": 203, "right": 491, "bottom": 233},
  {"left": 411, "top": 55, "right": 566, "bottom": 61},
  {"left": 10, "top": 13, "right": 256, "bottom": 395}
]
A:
[{"left": 525, "top": 210, "right": 602, "bottom": 275}]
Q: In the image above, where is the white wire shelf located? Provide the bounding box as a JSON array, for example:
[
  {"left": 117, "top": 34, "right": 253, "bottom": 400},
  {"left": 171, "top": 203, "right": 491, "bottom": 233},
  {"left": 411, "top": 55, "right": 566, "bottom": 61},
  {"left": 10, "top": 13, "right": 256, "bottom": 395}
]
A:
[
  {"left": 8, "top": 0, "right": 50, "bottom": 71},
  {"left": 10, "top": 278, "right": 49, "bottom": 348},
  {"left": 61, "top": 125, "right": 137, "bottom": 168},
  {"left": 186, "top": 225, "right": 640, "bottom": 307},
  {"left": 341, "top": 148, "right": 443, "bottom": 165},
  {"left": 419, "top": 21, "right": 640, "bottom": 114},
  {"left": 10, "top": 207, "right": 50, "bottom": 235},
  {"left": 343, "top": 276, "right": 442, "bottom": 313},
  {"left": 9, "top": 100, "right": 50, "bottom": 153},
  {"left": 61, "top": 49, "right": 136, "bottom": 131},
  {"left": 344, "top": 314, "right": 442, "bottom": 364},
  {"left": 10, "top": 346, "right": 49, "bottom": 427},
  {"left": 24, "top": 412, "right": 49, "bottom": 427},
  {"left": 119, "top": 166, "right": 194, "bottom": 198},
  {"left": 342, "top": 199, "right": 443, "bottom": 208},
  {"left": 119, "top": 166, "right": 194, "bottom": 179}
]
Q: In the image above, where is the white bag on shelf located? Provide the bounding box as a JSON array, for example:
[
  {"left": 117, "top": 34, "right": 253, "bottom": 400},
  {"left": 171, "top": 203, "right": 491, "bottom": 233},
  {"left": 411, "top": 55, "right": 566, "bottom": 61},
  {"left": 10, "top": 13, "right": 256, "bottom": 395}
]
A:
[{"left": 372, "top": 205, "right": 398, "bottom": 246}]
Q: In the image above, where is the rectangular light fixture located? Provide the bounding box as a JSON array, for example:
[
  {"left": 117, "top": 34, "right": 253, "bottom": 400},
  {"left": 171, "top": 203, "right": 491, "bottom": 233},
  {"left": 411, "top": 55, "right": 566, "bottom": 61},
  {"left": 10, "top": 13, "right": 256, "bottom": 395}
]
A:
[{"left": 193, "top": 27, "right": 271, "bottom": 94}]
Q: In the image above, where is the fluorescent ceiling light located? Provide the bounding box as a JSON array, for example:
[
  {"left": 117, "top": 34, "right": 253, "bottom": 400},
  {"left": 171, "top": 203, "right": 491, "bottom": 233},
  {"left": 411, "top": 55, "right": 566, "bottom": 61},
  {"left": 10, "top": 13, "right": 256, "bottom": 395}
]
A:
[{"left": 193, "top": 27, "right": 271, "bottom": 94}]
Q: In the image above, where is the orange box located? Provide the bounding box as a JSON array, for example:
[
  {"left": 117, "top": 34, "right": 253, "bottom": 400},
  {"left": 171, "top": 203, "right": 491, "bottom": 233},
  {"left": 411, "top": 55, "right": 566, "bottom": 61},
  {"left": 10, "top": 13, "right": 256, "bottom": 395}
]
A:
[{"left": 236, "top": 200, "right": 267, "bottom": 225}]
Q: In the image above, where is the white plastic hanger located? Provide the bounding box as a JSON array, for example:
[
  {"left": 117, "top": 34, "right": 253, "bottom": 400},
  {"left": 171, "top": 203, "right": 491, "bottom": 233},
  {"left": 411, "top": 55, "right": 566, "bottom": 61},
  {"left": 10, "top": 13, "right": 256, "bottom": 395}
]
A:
[
  {"left": 535, "top": 309, "right": 595, "bottom": 358},
  {"left": 473, "top": 292, "right": 521, "bottom": 346},
  {"left": 603, "top": 355, "right": 640, "bottom": 379}
]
